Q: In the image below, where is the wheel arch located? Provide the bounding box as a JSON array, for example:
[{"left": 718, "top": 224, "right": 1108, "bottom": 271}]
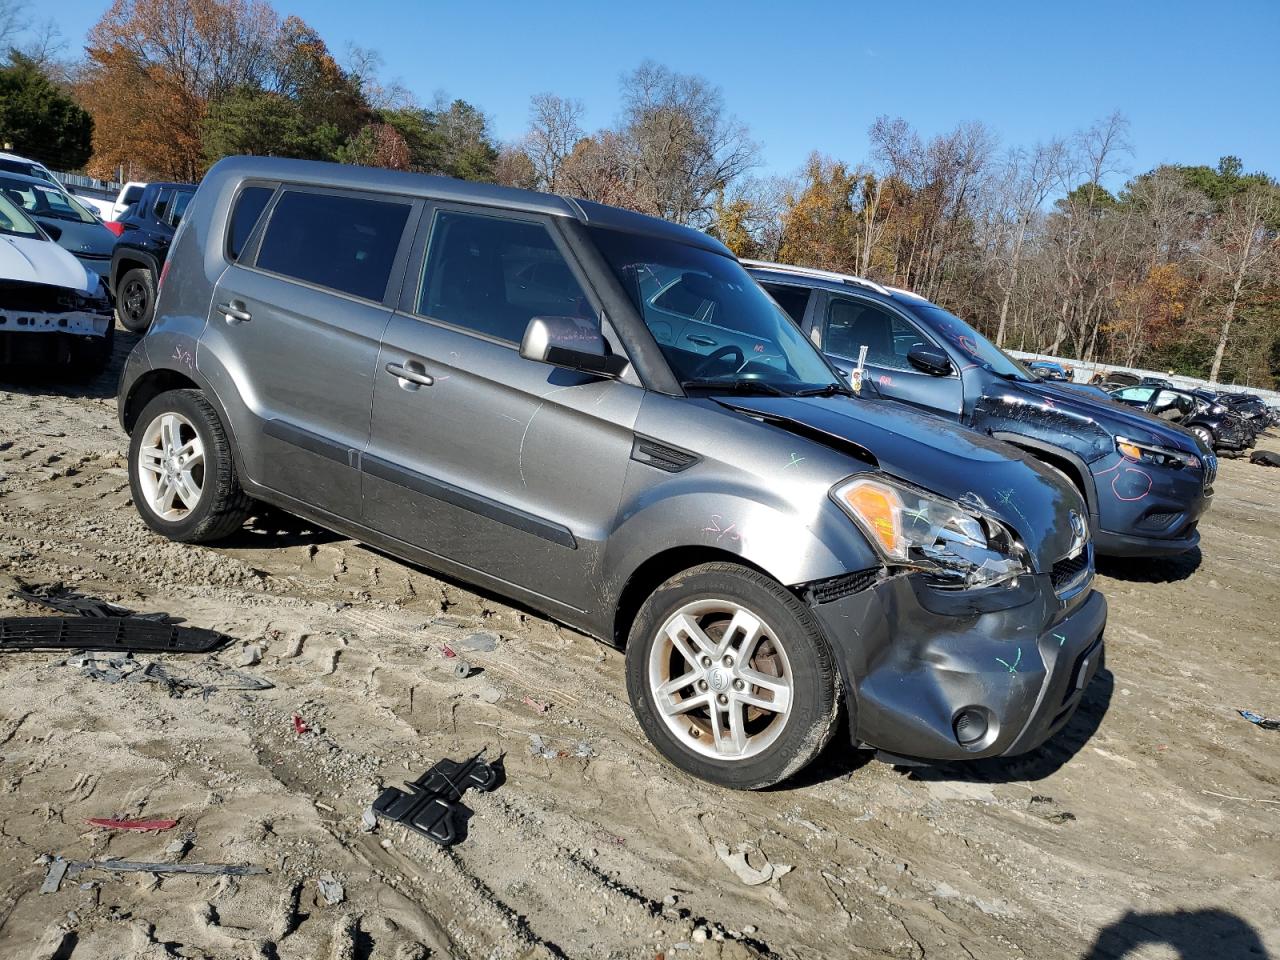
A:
[
  {"left": 110, "top": 248, "right": 159, "bottom": 294},
  {"left": 120, "top": 369, "right": 248, "bottom": 486},
  {"left": 990, "top": 432, "right": 1098, "bottom": 518}
]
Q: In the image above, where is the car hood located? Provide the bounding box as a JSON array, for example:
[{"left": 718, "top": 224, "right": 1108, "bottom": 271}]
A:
[
  {"left": 0, "top": 234, "right": 96, "bottom": 292},
  {"left": 35, "top": 216, "right": 116, "bottom": 256},
  {"left": 1008, "top": 377, "right": 1204, "bottom": 455},
  {"left": 719, "top": 394, "right": 1085, "bottom": 567}
]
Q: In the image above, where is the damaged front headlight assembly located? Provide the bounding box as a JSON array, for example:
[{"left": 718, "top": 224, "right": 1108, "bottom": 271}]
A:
[
  {"left": 831, "top": 475, "right": 1030, "bottom": 589},
  {"left": 1116, "top": 436, "right": 1199, "bottom": 470}
]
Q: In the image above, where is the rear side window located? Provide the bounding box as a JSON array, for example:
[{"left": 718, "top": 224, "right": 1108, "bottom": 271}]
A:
[
  {"left": 761, "top": 283, "right": 810, "bottom": 325},
  {"left": 826, "top": 297, "right": 932, "bottom": 370},
  {"left": 169, "top": 190, "right": 194, "bottom": 226},
  {"left": 226, "top": 186, "right": 273, "bottom": 261},
  {"left": 255, "top": 190, "right": 411, "bottom": 302},
  {"left": 417, "top": 210, "right": 597, "bottom": 343},
  {"left": 153, "top": 188, "right": 173, "bottom": 221},
  {"left": 122, "top": 185, "right": 143, "bottom": 205}
]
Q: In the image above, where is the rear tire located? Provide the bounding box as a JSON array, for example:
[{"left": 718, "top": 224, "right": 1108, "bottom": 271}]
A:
[
  {"left": 128, "top": 390, "right": 251, "bottom": 543},
  {"left": 117, "top": 267, "right": 156, "bottom": 332},
  {"left": 625, "top": 562, "right": 841, "bottom": 790}
]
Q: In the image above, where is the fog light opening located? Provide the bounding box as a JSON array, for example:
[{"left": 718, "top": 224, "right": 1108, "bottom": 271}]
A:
[{"left": 953, "top": 708, "right": 989, "bottom": 748}]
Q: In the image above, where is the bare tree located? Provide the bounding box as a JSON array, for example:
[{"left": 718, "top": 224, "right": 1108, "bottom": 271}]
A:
[{"left": 524, "top": 92, "right": 584, "bottom": 192}]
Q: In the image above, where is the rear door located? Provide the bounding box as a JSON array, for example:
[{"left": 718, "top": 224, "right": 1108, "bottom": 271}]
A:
[
  {"left": 362, "top": 204, "right": 642, "bottom": 612},
  {"left": 203, "top": 184, "right": 419, "bottom": 518},
  {"left": 820, "top": 293, "right": 963, "bottom": 415}
]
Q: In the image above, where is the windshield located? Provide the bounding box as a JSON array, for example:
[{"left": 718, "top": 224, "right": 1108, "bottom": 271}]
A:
[
  {"left": 0, "top": 192, "right": 41, "bottom": 237},
  {"left": 910, "top": 304, "right": 1033, "bottom": 381},
  {"left": 0, "top": 176, "right": 98, "bottom": 224},
  {"left": 588, "top": 226, "right": 841, "bottom": 393}
]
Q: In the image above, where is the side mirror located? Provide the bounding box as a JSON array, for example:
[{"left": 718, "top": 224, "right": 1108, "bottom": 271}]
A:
[
  {"left": 520, "top": 316, "right": 628, "bottom": 377},
  {"left": 41, "top": 222, "right": 63, "bottom": 242},
  {"left": 906, "top": 345, "right": 952, "bottom": 377}
]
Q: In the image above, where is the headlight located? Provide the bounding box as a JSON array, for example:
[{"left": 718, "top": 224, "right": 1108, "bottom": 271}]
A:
[
  {"left": 831, "top": 475, "right": 1030, "bottom": 589},
  {"left": 1116, "top": 436, "right": 1199, "bottom": 469}
]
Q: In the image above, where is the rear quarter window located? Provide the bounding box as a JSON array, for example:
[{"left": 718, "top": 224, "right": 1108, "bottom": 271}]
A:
[
  {"left": 254, "top": 190, "right": 411, "bottom": 302},
  {"left": 226, "top": 186, "right": 274, "bottom": 261}
]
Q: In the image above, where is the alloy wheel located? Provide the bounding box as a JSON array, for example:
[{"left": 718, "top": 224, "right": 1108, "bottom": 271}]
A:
[
  {"left": 648, "top": 599, "right": 793, "bottom": 761},
  {"left": 122, "top": 279, "right": 147, "bottom": 324},
  {"left": 136, "top": 412, "right": 205, "bottom": 521}
]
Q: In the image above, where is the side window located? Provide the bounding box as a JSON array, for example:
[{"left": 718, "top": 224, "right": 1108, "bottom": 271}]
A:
[
  {"left": 417, "top": 209, "right": 597, "bottom": 343},
  {"left": 1115, "top": 386, "right": 1156, "bottom": 404},
  {"left": 226, "top": 186, "right": 274, "bottom": 261},
  {"left": 825, "top": 298, "right": 931, "bottom": 371},
  {"left": 122, "top": 185, "right": 143, "bottom": 206},
  {"left": 169, "top": 190, "right": 194, "bottom": 226},
  {"left": 255, "top": 190, "right": 411, "bottom": 302},
  {"left": 762, "top": 283, "right": 810, "bottom": 325},
  {"left": 153, "top": 189, "right": 173, "bottom": 221}
]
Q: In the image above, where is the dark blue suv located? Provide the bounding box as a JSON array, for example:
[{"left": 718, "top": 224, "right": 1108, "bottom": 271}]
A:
[{"left": 746, "top": 262, "right": 1214, "bottom": 558}]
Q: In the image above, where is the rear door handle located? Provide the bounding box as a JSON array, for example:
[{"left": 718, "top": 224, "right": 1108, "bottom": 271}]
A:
[
  {"left": 385, "top": 360, "right": 434, "bottom": 388},
  {"left": 216, "top": 301, "right": 252, "bottom": 324},
  {"left": 686, "top": 335, "right": 716, "bottom": 346}
]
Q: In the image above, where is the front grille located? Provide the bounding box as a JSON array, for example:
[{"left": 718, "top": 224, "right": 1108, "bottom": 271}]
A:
[
  {"left": 807, "top": 569, "right": 878, "bottom": 604},
  {"left": 1203, "top": 453, "right": 1218, "bottom": 488},
  {"left": 1050, "top": 547, "right": 1093, "bottom": 598}
]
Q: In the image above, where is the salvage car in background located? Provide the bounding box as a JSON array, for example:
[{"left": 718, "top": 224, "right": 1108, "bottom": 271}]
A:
[
  {"left": 0, "top": 192, "right": 114, "bottom": 377},
  {"left": 110, "top": 181, "right": 197, "bottom": 331},
  {"left": 1110, "top": 385, "right": 1254, "bottom": 452},
  {"left": 0, "top": 172, "right": 115, "bottom": 281},
  {"left": 117, "top": 156, "right": 1105, "bottom": 789},
  {"left": 747, "top": 261, "right": 1215, "bottom": 558}
]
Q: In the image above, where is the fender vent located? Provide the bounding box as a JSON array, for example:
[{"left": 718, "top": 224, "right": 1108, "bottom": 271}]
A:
[
  {"left": 631, "top": 436, "right": 699, "bottom": 473},
  {"left": 806, "top": 569, "right": 879, "bottom": 604}
]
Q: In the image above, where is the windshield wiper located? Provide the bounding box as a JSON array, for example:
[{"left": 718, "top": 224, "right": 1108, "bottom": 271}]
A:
[
  {"left": 681, "top": 378, "right": 790, "bottom": 397},
  {"left": 793, "top": 382, "right": 855, "bottom": 397}
]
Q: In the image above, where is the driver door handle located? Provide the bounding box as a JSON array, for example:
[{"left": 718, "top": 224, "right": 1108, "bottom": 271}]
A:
[
  {"left": 687, "top": 335, "right": 716, "bottom": 346},
  {"left": 385, "top": 360, "right": 434, "bottom": 388}
]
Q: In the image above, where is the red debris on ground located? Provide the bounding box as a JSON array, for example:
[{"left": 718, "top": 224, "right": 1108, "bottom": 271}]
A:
[
  {"left": 521, "top": 696, "right": 551, "bottom": 714},
  {"left": 86, "top": 818, "right": 178, "bottom": 831},
  {"left": 292, "top": 714, "right": 310, "bottom": 735},
  {"left": 441, "top": 643, "right": 457, "bottom": 659}
]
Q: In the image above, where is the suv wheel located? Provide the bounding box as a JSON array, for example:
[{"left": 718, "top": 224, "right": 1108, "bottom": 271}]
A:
[
  {"left": 117, "top": 267, "right": 156, "bottom": 332},
  {"left": 128, "top": 390, "right": 251, "bottom": 543},
  {"left": 625, "top": 562, "right": 841, "bottom": 789},
  {"left": 1191, "top": 425, "right": 1215, "bottom": 450}
]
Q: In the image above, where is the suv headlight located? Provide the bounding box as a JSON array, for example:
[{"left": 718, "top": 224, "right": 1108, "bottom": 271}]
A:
[
  {"left": 1116, "top": 436, "right": 1199, "bottom": 469},
  {"left": 831, "top": 475, "right": 1030, "bottom": 589}
]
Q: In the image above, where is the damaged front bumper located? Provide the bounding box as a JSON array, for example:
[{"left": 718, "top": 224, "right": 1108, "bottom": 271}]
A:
[
  {"left": 808, "top": 570, "right": 1106, "bottom": 763},
  {"left": 0, "top": 280, "right": 113, "bottom": 367}
]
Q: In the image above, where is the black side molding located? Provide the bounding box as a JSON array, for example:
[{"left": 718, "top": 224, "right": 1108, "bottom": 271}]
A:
[
  {"left": 264, "top": 418, "right": 354, "bottom": 466},
  {"left": 362, "top": 454, "right": 577, "bottom": 549}
]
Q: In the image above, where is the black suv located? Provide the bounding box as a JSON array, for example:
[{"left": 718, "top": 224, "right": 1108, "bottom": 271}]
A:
[
  {"left": 110, "top": 181, "right": 197, "bottom": 331},
  {"left": 1108, "top": 385, "right": 1254, "bottom": 452},
  {"left": 747, "top": 262, "right": 1215, "bottom": 558}
]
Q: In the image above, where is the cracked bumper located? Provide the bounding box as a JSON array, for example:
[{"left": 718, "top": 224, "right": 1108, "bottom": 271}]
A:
[{"left": 810, "top": 573, "right": 1107, "bottom": 762}]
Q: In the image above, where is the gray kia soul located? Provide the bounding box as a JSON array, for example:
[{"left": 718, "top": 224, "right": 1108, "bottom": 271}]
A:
[{"left": 117, "top": 157, "right": 1106, "bottom": 789}]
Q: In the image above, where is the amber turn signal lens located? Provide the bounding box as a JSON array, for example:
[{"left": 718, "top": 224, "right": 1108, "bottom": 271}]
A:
[
  {"left": 840, "top": 480, "right": 902, "bottom": 558},
  {"left": 1118, "top": 441, "right": 1142, "bottom": 461}
]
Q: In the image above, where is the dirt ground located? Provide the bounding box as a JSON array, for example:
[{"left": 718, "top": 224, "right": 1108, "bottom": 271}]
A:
[{"left": 1, "top": 329, "right": 1278, "bottom": 960}]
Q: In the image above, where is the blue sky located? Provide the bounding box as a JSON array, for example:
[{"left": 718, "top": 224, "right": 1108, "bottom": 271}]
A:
[{"left": 44, "top": 0, "right": 1280, "bottom": 184}]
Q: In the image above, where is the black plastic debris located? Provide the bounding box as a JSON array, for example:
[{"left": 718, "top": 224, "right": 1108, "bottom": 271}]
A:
[
  {"left": 1238, "top": 709, "right": 1280, "bottom": 730},
  {"left": 11, "top": 588, "right": 177, "bottom": 622},
  {"left": 372, "top": 752, "right": 504, "bottom": 847},
  {"left": 0, "top": 617, "right": 226, "bottom": 653}
]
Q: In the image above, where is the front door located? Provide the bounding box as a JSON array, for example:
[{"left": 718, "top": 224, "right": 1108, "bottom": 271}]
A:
[
  {"left": 203, "top": 185, "right": 417, "bottom": 517},
  {"left": 362, "top": 204, "right": 641, "bottom": 612}
]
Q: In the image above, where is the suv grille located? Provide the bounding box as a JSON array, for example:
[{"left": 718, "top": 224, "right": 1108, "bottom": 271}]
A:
[
  {"left": 1202, "top": 453, "right": 1218, "bottom": 488},
  {"left": 1050, "top": 547, "right": 1093, "bottom": 598},
  {"left": 807, "top": 569, "right": 878, "bottom": 604}
]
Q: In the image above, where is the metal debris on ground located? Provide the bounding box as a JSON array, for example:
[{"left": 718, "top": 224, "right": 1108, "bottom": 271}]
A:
[
  {"left": 372, "top": 752, "right": 504, "bottom": 847},
  {"left": 11, "top": 587, "right": 176, "bottom": 622},
  {"left": 85, "top": 818, "right": 178, "bottom": 832},
  {"left": 1238, "top": 709, "right": 1280, "bottom": 730},
  {"left": 67, "top": 652, "right": 142, "bottom": 683},
  {"left": 452, "top": 660, "right": 473, "bottom": 679},
  {"left": 41, "top": 857, "right": 267, "bottom": 893},
  {"left": 459, "top": 631, "right": 498, "bottom": 653}
]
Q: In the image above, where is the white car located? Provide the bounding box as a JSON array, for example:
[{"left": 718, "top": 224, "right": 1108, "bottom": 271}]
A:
[
  {"left": 109, "top": 182, "right": 147, "bottom": 221},
  {"left": 0, "top": 151, "right": 60, "bottom": 185},
  {"left": 0, "top": 190, "right": 114, "bottom": 377}
]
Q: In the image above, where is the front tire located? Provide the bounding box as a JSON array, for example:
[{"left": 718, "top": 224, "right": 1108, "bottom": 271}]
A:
[
  {"left": 625, "top": 562, "right": 841, "bottom": 790},
  {"left": 128, "top": 390, "right": 251, "bottom": 543},
  {"left": 117, "top": 267, "right": 156, "bottom": 332},
  {"left": 1191, "top": 426, "right": 1215, "bottom": 450}
]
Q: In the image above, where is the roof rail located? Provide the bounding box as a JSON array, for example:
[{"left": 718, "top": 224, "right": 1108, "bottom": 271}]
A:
[
  {"left": 740, "top": 259, "right": 891, "bottom": 297},
  {"left": 886, "top": 285, "right": 927, "bottom": 301}
]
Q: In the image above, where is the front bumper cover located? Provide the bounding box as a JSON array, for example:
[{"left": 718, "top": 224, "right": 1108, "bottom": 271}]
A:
[{"left": 810, "top": 572, "right": 1106, "bottom": 762}]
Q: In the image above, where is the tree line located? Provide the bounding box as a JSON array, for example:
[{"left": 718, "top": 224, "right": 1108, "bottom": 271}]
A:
[{"left": 2, "top": 0, "right": 1277, "bottom": 387}]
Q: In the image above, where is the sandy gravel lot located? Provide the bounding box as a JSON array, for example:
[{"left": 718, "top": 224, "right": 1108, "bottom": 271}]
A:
[{"left": 1, "top": 330, "right": 1278, "bottom": 960}]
